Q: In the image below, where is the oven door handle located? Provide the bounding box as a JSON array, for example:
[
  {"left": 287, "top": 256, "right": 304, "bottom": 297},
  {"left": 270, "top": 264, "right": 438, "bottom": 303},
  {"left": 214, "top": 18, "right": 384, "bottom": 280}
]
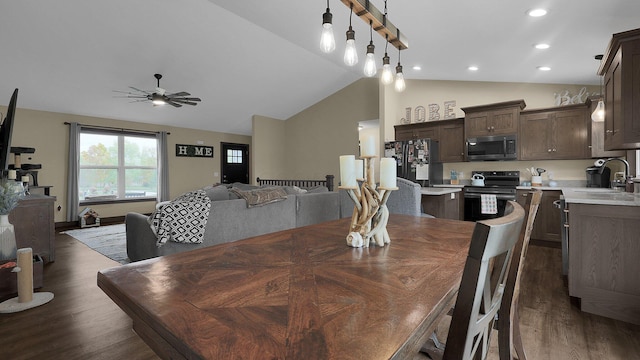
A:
[{"left": 464, "top": 193, "right": 515, "bottom": 200}]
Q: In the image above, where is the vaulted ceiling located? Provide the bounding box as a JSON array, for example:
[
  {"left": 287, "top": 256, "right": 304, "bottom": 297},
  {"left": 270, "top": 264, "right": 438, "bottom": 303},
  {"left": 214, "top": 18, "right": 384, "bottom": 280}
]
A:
[{"left": 1, "top": 0, "right": 639, "bottom": 135}]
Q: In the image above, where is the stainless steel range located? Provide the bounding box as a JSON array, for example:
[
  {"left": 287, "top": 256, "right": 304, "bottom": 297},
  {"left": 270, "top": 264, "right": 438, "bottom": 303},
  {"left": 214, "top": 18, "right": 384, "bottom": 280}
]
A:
[{"left": 463, "top": 171, "right": 520, "bottom": 221}]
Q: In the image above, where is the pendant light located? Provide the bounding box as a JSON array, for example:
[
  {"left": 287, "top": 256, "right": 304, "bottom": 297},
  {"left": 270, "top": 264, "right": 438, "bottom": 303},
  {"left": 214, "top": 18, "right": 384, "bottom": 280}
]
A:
[
  {"left": 394, "top": 48, "right": 406, "bottom": 92},
  {"left": 320, "top": 0, "right": 335, "bottom": 53},
  {"left": 343, "top": 3, "right": 358, "bottom": 66},
  {"left": 592, "top": 55, "right": 605, "bottom": 122},
  {"left": 380, "top": 38, "right": 393, "bottom": 85},
  {"left": 363, "top": 20, "right": 377, "bottom": 77}
]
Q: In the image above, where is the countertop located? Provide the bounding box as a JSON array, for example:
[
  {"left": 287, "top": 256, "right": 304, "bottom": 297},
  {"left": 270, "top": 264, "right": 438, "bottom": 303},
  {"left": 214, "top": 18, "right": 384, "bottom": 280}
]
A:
[
  {"left": 560, "top": 188, "right": 640, "bottom": 206},
  {"left": 421, "top": 187, "right": 462, "bottom": 196}
]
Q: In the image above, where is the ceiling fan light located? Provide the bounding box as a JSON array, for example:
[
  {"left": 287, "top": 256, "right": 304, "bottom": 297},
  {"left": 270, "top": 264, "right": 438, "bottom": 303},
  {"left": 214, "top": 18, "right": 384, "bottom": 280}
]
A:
[{"left": 151, "top": 93, "right": 166, "bottom": 105}]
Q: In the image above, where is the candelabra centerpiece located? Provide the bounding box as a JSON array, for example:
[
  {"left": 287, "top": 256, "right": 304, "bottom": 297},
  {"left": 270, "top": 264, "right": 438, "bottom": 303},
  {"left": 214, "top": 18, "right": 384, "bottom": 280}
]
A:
[{"left": 339, "top": 146, "right": 397, "bottom": 248}]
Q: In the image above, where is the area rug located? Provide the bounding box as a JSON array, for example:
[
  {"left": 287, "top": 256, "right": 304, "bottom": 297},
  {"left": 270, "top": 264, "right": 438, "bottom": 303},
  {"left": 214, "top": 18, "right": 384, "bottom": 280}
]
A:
[{"left": 62, "top": 224, "right": 129, "bottom": 264}]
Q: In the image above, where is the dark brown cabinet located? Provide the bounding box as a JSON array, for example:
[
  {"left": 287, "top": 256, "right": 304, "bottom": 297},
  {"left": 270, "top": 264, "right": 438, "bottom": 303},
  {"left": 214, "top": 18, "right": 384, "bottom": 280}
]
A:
[
  {"left": 461, "top": 100, "right": 525, "bottom": 138},
  {"left": 516, "top": 190, "right": 561, "bottom": 244},
  {"left": 587, "top": 96, "right": 625, "bottom": 158},
  {"left": 9, "top": 195, "right": 56, "bottom": 262},
  {"left": 394, "top": 118, "right": 465, "bottom": 163},
  {"left": 421, "top": 191, "right": 461, "bottom": 220},
  {"left": 599, "top": 28, "right": 640, "bottom": 150},
  {"left": 519, "top": 104, "right": 590, "bottom": 160}
]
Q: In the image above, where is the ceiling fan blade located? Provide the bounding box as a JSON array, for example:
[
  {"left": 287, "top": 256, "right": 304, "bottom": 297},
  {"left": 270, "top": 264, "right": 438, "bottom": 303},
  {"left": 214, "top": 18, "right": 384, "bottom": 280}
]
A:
[
  {"left": 171, "top": 99, "right": 198, "bottom": 106},
  {"left": 165, "top": 100, "right": 182, "bottom": 108},
  {"left": 166, "top": 91, "right": 190, "bottom": 97},
  {"left": 129, "top": 86, "right": 152, "bottom": 94},
  {"left": 173, "top": 97, "right": 201, "bottom": 102},
  {"left": 113, "top": 95, "right": 148, "bottom": 99}
]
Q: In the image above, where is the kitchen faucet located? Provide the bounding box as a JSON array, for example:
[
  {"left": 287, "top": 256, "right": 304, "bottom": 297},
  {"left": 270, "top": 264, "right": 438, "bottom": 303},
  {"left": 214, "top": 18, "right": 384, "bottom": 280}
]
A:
[{"left": 599, "top": 157, "right": 630, "bottom": 179}]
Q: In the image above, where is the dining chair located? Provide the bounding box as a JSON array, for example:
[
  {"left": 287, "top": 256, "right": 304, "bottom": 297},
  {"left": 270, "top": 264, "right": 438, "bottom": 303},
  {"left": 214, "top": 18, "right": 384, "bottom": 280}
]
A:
[
  {"left": 420, "top": 200, "right": 525, "bottom": 360},
  {"left": 497, "top": 190, "right": 542, "bottom": 360}
]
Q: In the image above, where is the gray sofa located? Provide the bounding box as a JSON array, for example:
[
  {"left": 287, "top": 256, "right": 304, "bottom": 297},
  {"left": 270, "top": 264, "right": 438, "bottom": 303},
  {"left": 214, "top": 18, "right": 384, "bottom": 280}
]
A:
[{"left": 126, "top": 185, "right": 341, "bottom": 262}]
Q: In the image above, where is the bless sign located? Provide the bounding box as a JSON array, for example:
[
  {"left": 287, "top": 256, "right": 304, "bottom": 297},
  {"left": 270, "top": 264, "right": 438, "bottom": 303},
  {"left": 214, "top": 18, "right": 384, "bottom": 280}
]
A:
[{"left": 175, "top": 144, "right": 214, "bottom": 158}]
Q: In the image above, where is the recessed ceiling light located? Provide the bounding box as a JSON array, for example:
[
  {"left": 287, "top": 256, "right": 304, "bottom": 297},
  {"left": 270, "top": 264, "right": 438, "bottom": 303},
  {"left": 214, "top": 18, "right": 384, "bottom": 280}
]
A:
[
  {"left": 527, "top": 8, "right": 547, "bottom": 17},
  {"left": 534, "top": 43, "right": 550, "bottom": 49},
  {"left": 537, "top": 66, "right": 551, "bottom": 71},
  {"left": 468, "top": 66, "right": 479, "bottom": 71},
  {"left": 412, "top": 65, "right": 422, "bottom": 71}
]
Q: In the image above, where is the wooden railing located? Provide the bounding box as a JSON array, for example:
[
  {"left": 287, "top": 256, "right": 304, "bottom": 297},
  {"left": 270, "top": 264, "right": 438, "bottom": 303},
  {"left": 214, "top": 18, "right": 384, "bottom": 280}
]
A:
[{"left": 256, "top": 175, "right": 334, "bottom": 192}]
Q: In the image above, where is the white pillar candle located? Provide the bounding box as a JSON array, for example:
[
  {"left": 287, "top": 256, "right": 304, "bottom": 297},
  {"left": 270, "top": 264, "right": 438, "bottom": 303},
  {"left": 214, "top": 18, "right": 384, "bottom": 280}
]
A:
[
  {"left": 354, "top": 160, "right": 364, "bottom": 180},
  {"left": 380, "top": 158, "right": 397, "bottom": 188},
  {"left": 21, "top": 176, "right": 29, "bottom": 183},
  {"left": 339, "top": 155, "right": 357, "bottom": 188},
  {"left": 7, "top": 170, "right": 16, "bottom": 180},
  {"left": 361, "top": 135, "right": 376, "bottom": 157}
]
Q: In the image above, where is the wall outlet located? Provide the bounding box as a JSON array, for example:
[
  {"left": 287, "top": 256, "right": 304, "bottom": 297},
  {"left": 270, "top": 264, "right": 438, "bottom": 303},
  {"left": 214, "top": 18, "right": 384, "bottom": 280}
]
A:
[{"left": 214, "top": 172, "right": 219, "bottom": 177}]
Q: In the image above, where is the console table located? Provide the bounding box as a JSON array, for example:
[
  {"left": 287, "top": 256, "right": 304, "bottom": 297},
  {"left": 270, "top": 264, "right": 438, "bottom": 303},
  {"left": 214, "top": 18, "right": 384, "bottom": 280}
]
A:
[{"left": 9, "top": 195, "right": 56, "bottom": 262}]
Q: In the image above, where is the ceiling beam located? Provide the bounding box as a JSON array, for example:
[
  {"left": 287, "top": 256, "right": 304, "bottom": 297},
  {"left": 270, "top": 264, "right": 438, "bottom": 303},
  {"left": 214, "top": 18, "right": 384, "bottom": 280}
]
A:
[{"left": 339, "top": 0, "right": 408, "bottom": 50}]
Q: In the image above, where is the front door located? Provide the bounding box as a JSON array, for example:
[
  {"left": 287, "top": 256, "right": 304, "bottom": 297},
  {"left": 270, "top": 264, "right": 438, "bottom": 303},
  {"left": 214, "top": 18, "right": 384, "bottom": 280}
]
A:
[{"left": 221, "top": 142, "right": 249, "bottom": 184}]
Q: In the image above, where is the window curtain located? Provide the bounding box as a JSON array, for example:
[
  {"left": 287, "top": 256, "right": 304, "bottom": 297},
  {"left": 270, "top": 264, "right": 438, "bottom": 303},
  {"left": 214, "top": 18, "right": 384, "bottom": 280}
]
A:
[
  {"left": 66, "top": 122, "right": 81, "bottom": 222},
  {"left": 157, "top": 131, "right": 170, "bottom": 202}
]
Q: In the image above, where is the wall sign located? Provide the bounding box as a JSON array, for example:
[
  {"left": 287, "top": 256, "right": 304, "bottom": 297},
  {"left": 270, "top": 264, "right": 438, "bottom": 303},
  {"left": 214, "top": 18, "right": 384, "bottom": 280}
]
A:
[
  {"left": 400, "top": 100, "right": 457, "bottom": 124},
  {"left": 175, "top": 144, "right": 214, "bottom": 158}
]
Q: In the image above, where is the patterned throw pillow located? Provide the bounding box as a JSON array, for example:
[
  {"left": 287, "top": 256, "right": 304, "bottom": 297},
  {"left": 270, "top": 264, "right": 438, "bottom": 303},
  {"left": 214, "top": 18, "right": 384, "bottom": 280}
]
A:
[{"left": 149, "top": 189, "right": 211, "bottom": 246}]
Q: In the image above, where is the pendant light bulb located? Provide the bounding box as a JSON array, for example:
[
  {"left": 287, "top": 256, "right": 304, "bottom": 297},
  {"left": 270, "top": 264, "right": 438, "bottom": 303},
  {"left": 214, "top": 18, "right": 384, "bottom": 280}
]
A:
[
  {"left": 395, "top": 63, "right": 406, "bottom": 92},
  {"left": 591, "top": 100, "right": 605, "bottom": 122},
  {"left": 344, "top": 26, "right": 358, "bottom": 66},
  {"left": 363, "top": 42, "right": 377, "bottom": 77},
  {"left": 381, "top": 54, "right": 393, "bottom": 85},
  {"left": 320, "top": 6, "right": 335, "bottom": 53}
]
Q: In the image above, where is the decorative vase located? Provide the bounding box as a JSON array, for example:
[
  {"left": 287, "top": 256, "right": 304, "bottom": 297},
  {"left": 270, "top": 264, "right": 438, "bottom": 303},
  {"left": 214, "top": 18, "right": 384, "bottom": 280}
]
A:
[{"left": 0, "top": 214, "right": 17, "bottom": 261}]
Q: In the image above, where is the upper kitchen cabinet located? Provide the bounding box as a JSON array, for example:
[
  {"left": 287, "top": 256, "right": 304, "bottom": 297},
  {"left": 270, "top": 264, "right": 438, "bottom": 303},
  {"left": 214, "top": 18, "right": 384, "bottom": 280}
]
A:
[
  {"left": 461, "top": 100, "right": 526, "bottom": 138},
  {"left": 519, "top": 103, "right": 590, "bottom": 160},
  {"left": 394, "top": 118, "right": 465, "bottom": 162},
  {"left": 394, "top": 122, "right": 439, "bottom": 142},
  {"left": 587, "top": 96, "right": 625, "bottom": 158},
  {"left": 598, "top": 28, "right": 640, "bottom": 150}
]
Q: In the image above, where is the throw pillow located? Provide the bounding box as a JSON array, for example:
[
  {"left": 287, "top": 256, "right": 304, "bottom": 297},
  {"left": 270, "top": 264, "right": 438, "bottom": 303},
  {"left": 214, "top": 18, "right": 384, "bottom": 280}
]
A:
[{"left": 230, "top": 187, "right": 288, "bottom": 208}]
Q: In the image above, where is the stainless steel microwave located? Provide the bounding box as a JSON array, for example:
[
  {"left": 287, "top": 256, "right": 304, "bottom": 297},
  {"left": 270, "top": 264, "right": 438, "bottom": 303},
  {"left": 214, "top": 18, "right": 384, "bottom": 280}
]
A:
[{"left": 466, "top": 134, "right": 517, "bottom": 161}]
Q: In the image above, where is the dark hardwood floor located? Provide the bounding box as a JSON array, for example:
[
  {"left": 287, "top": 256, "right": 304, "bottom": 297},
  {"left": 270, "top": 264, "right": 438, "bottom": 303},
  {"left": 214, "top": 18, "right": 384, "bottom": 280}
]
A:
[{"left": 2, "top": 232, "right": 639, "bottom": 359}]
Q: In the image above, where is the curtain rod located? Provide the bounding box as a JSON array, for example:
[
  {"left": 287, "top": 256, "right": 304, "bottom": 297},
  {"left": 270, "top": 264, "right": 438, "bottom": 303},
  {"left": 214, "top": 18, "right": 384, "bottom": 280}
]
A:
[{"left": 63, "top": 122, "right": 170, "bottom": 135}]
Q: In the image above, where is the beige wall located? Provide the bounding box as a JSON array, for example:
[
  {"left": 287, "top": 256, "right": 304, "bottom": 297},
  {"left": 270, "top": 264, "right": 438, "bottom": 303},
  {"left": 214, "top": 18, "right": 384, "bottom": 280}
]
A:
[
  {"left": 252, "top": 115, "right": 287, "bottom": 183},
  {"left": 252, "top": 78, "right": 379, "bottom": 183},
  {"left": 1, "top": 107, "right": 249, "bottom": 222}
]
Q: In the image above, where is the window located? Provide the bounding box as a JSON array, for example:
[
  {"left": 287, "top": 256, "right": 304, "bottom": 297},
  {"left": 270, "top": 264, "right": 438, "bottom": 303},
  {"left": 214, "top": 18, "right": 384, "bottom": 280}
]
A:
[
  {"left": 79, "top": 130, "right": 158, "bottom": 203},
  {"left": 227, "top": 149, "right": 243, "bottom": 164}
]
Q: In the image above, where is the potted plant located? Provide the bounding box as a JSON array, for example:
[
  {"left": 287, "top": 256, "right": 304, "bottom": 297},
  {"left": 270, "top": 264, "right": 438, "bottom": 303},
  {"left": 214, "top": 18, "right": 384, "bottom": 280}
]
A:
[{"left": 0, "top": 179, "right": 25, "bottom": 261}]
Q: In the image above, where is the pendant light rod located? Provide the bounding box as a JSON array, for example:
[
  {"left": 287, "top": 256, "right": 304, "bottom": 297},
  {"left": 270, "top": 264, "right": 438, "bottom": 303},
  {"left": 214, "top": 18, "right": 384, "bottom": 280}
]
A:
[{"left": 339, "top": 0, "right": 408, "bottom": 50}]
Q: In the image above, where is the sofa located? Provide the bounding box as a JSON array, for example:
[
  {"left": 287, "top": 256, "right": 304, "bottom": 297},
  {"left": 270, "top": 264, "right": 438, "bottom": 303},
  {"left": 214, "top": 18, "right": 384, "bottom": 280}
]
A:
[{"left": 126, "top": 184, "right": 341, "bottom": 262}]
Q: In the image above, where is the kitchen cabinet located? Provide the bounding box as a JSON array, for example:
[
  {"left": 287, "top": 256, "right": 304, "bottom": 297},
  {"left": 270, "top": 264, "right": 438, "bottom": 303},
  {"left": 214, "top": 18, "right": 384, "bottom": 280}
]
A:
[
  {"left": 421, "top": 191, "right": 461, "bottom": 220},
  {"left": 567, "top": 203, "right": 640, "bottom": 325},
  {"left": 394, "top": 118, "right": 465, "bottom": 163},
  {"left": 461, "top": 99, "right": 525, "bottom": 138},
  {"left": 516, "top": 189, "right": 561, "bottom": 244},
  {"left": 587, "top": 96, "right": 625, "bottom": 158},
  {"left": 519, "top": 104, "right": 590, "bottom": 160},
  {"left": 395, "top": 123, "right": 438, "bottom": 142},
  {"left": 598, "top": 28, "right": 640, "bottom": 150},
  {"left": 438, "top": 119, "right": 465, "bottom": 162},
  {"left": 9, "top": 195, "right": 56, "bottom": 262}
]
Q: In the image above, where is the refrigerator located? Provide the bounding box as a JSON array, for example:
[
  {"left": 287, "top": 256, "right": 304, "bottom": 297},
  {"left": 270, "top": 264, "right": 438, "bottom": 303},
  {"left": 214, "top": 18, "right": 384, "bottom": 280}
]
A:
[{"left": 384, "top": 139, "right": 443, "bottom": 187}]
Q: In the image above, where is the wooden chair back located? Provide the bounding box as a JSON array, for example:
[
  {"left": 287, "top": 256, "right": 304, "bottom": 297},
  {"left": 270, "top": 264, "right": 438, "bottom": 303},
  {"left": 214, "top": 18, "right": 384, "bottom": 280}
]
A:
[
  {"left": 498, "top": 190, "right": 542, "bottom": 360},
  {"left": 443, "top": 201, "right": 525, "bottom": 360}
]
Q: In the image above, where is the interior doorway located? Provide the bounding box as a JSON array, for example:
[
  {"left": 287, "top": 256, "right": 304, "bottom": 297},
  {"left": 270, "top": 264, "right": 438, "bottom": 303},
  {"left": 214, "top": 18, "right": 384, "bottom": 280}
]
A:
[{"left": 221, "top": 142, "right": 250, "bottom": 184}]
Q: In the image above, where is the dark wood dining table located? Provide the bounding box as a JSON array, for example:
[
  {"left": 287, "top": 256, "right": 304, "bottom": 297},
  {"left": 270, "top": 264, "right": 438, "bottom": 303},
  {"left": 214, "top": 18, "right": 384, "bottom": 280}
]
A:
[{"left": 98, "top": 215, "right": 475, "bottom": 359}]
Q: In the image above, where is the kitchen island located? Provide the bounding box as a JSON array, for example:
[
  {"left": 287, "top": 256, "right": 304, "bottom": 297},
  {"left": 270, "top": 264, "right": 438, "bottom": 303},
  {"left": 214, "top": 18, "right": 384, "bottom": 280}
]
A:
[{"left": 562, "top": 189, "right": 640, "bottom": 325}]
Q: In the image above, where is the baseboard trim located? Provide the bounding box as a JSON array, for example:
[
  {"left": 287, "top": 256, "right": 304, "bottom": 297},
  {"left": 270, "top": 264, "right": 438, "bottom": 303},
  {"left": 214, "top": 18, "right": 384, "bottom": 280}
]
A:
[{"left": 55, "top": 216, "right": 126, "bottom": 231}]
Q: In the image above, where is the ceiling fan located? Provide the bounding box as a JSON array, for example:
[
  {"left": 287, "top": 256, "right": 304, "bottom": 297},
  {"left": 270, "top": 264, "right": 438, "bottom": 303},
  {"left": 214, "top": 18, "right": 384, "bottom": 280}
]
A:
[{"left": 115, "top": 74, "right": 201, "bottom": 108}]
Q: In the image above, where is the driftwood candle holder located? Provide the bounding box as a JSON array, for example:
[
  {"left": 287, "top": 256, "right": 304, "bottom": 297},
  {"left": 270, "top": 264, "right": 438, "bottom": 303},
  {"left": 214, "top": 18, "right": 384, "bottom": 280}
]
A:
[{"left": 340, "top": 156, "right": 397, "bottom": 248}]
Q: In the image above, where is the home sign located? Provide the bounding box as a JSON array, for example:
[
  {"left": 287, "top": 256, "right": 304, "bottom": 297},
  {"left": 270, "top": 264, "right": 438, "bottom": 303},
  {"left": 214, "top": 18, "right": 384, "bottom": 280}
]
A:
[{"left": 175, "top": 144, "right": 214, "bottom": 158}]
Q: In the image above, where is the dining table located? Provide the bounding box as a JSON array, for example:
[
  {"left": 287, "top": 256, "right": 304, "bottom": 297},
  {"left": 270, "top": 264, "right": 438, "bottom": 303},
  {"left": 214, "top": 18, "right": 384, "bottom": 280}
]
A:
[{"left": 98, "top": 214, "right": 475, "bottom": 359}]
